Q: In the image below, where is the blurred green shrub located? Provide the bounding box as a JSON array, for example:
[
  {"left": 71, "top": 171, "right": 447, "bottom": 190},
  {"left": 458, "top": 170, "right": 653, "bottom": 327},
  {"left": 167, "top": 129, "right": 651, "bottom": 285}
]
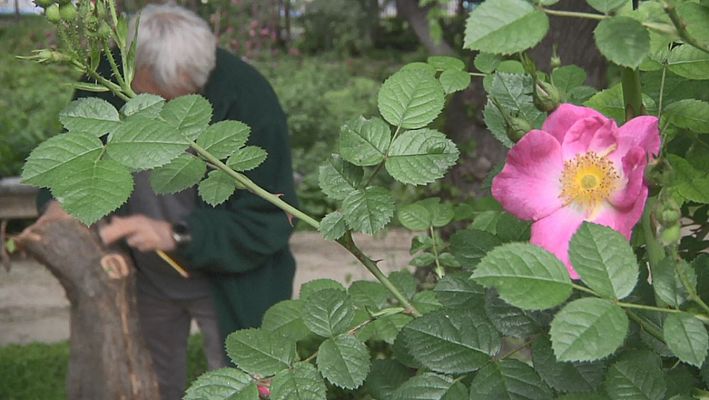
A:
[{"left": 0, "top": 17, "right": 77, "bottom": 177}]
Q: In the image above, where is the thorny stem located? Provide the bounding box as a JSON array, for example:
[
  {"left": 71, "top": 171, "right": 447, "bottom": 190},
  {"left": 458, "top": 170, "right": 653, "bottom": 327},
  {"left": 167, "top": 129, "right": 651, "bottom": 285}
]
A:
[
  {"left": 103, "top": 39, "right": 126, "bottom": 87},
  {"left": 338, "top": 232, "right": 422, "bottom": 317},
  {"left": 616, "top": 301, "right": 682, "bottom": 314},
  {"left": 661, "top": 0, "right": 709, "bottom": 54},
  {"left": 642, "top": 199, "right": 666, "bottom": 271},
  {"left": 190, "top": 142, "right": 321, "bottom": 229},
  {"left": 429, "top": 227, "right": 445, "bottom": 279}
]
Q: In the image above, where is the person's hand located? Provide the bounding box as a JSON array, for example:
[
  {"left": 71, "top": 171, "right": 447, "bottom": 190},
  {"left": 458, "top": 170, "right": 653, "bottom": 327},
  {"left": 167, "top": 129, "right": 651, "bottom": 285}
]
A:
[{"left": 99, "top": 215, "right": 176, "bottom": 252}]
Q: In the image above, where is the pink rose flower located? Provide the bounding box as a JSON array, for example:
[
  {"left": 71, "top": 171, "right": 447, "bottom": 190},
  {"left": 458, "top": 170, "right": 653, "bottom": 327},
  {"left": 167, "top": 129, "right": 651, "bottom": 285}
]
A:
[{"left": 492, "top": 104, "right": 660, "bottom": 278}]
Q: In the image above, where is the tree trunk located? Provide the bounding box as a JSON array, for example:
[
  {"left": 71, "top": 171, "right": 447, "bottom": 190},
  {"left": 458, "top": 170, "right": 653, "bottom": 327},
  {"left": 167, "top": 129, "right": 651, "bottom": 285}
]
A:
[
  {"left": 16, "top": 219, "right": 160, "bottom": 400},
  {"left": 395, "top": 0, "right": 455, "bottom": 56}
]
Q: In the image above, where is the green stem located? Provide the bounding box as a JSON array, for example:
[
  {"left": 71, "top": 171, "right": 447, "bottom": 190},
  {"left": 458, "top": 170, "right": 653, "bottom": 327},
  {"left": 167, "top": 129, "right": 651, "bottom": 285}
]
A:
[
  {"left": 642, "top": 198, "right": 665, "bottom": 268},
  {"left": 620, "top": 67, "right": 644, "bottom": 120},
  {"left": 103, "top": 39, "right": 126, "bottom": 87},
  {"left": 429, "top": 227, "right": 444, "bottom": 279},
  {"left": 571, "top": 283, "right": 599, "bottom": 296},
  {"left": 626, "top": 310, "right": 665, "bottom": 342},
  {"left": 338, "top": 232, "right": 422, "bottom": 317},
  {"left": 469, "top": 72, "right": 486, "bottom": 77},
  {"left": 661, "top": 0, "right": 709, "bottom": 54},
  {"left": 675, "top": 259, "right": 709, "bottom": 316},
  {"left": 616, "top": 301, "right": 681, "bottom": 314},
  {"left": 190, "top": 142, "right": 320, "bottom": 229},
  {"left": 657, "top": 65, "right": 667, "bottom": 117},
  {"left": 86, "top": 69, "right": 130, "bottom": 101},
  {"left": 541, "top": 8, "right": 607, "bottom": 21}
]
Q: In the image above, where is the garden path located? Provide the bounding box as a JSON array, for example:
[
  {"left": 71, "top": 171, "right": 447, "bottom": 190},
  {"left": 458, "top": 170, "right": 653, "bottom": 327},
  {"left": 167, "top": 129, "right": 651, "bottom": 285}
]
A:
[{"left": 0, "top": 230, "right": 414, "bottom": 345}]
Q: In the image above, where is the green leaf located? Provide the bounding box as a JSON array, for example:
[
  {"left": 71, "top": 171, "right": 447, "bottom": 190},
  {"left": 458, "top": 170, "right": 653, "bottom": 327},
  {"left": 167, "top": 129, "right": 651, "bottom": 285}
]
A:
[
  {"left": 678, "top": 2, "right": 709, "bottom": 43},
  {"left": 474, "top": 53, "right": 502, "bottom": 73},
  {"left": 299, "top": 279, "right": 345, "bottom": 300},
  {"left": 569, "top": 222, "right": 639, "bottom": 299},
  {"left": 469, "top": 359, "right": 553, "bottom": 400},
  {"left": 226, "top": 145, "right": 267, "bottom": 172},
  {"left": 198, "top": 171, "right": 237, "bottom": 206},
  {"left": 22, "top": 132, "right": 103, "bottom": 187},
  {"left": 184, "top": 368, "right": 255, "bottom": 400},
  {"left": 195, "top": 120, "right": 250, "bottom": 159},
  {"left": 532, "top": 336, "right": 606, "bottom": 393},
  {"left": 303, "top": 288, "right": 355, "bottom": 337},
  {"left": 398, "top": 203, "right": 432, "bottom": 231},
  {"left": 58, "top": 98, "right": 121, "bottom": 136},
  {"left": 484, "top": 291, "right": 544, "bottom": 338},
  {"left": 651, "top": 256, "right": 697, "bottom": 307},
  {"left": 392, "top": 372, "right": 468, "bottom": 400},
  {"left": 434, "top": 272, "right": 485, "bottom": 309},
  {"left": 160, "top": 94, "right": 213, "bottom": 140},
  {"left": 389, "top": 270, "right": 417, "bottom": 300},
  {"left": 107, "top": 117, "right": 189, "bottom": 170},
  {"left": 378, "top": 69, "right": 445, "bottom": 129},
  {"left": 427, "top": 56, "right": 465, "bottom": 71},
  {"left": 419, "top": 198, "right": 454, "bottom": 227},
  {"left": 463, "top": 0, "right": 549, "bottom": 55},
  {"left": 584, "top": 83, "right": 655, "bottom": 124},
  {"left": 439, "top": 70, "right": 471, "bottom": 94},
  {"left": 318, "top": 155, "right": 363, "bottom": 201},
  {"left": 401, "top": 308, "right": 500, "bottom": 374},
  {"left": 604, "top": 351, "right": 666, "bottom": 400},
  {"left": 552, "top": 65, "right": 587, "bottom": 97},
  {"left": 550, "top": 298, "right": 628, "bottom": 362},
  {"left": 149, "top": 154, "right": 206, "bottom": 194},
  {"left": 261, "top": 299, "right": 311, "bottom": 342},
  {"left": 410, "top": 252, "right": 435, "bottom": 268},
  {"left": 587, "top": 0, "right": 627, "bottom": 13},
  {"left": 364, "top": 313, "right": 412, "bottom": 344},
  {"left": 342, "top": 187, "right": 395, "bottom": 235},
  {"left": 270, "top": 362, "right": 326, "bottom": 400},
  {"left": 668, "top": 45, "right": 709, "bottom": 81},
  {"left": 664, "top": 99, "right": 709, "bottom": 133},
  {"left": 348, "top": 281, "right": 389, "bottom": 309},
  {"left": 668, "top": 155, "right": 709, "bottom": 203},
  {"left": 472, "top": 243, "right": 572, "bottom": 310},
  {"left": 364, "top": 359, "right": 411, "bottom": 400},
  {"left": 339, "top": 116, "right": 391, "bottom": 166},
  {"left": 664, "top": 313, "right": 709, "bottom": 368},
  {"left": 449, "top": 229, "right": 502, "bottom": 269},
  {"left": 385, "top": 129, "right": 459, "bottom": 186},
  {"left": 494, "top": 212, "right": 531, "bottom": 242},
  {"left": 121, "top": 94, "right": 164, "bottom": 118},
  {"left": 51, "top": 159, "right": 133, "bottom": 225},
  {"left": 319, "top": 211, "right": 347, "bottom": 241},
  {"left": 225, "top": 328, "right": 297, "bottom": 376},
  {"left": 317, "top": 335, "right": 370, "bottom": 389},
  {"left": 412, "top": 290, "right": 442, "bottom": 314},
  {"left": 594, "top": 17, "right": 650, "bottom": 68}
]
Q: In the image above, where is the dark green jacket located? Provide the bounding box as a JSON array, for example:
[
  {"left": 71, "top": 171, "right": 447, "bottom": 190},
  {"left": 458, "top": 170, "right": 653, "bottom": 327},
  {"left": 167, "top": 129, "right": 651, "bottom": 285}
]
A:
[{"left": 48, "top": 48, "right": 297, "bottom": 339}]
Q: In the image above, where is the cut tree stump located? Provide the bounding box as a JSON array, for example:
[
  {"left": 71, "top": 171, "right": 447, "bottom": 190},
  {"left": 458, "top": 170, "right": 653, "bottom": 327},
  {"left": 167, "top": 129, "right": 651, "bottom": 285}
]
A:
[{"left": 16, "top": 218, "right": 160, "bottom": 400}]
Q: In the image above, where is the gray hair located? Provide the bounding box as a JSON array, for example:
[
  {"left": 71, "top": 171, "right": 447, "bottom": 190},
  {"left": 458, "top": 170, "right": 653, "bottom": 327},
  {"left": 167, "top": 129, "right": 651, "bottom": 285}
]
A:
[{"left": 128, "top": 3, "right": 217, "bottom": 93}]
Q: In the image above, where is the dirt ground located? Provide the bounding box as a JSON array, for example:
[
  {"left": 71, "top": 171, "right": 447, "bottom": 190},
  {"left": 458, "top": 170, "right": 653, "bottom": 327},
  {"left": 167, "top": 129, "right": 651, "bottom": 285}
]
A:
[{"left": 0, "top": 230, "right": 414, "bottom": 346}]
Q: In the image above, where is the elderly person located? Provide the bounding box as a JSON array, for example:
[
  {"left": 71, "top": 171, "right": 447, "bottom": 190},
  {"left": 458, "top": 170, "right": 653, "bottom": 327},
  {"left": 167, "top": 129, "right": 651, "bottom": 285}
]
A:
[{"left": 41, "top": 3, "right": 297, "bottom": 399}]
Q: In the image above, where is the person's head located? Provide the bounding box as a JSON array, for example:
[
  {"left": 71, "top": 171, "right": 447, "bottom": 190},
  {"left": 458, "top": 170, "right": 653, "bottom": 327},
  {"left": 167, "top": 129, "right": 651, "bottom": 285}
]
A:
[{"left": 128, "top": 3, "right": 217, "bottom": 99}]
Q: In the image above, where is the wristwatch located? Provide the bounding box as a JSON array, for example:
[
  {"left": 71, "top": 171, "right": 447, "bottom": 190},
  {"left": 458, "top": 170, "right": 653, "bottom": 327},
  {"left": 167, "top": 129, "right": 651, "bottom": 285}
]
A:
[{"left": 171, "top": 221, "right": 192, "bottom": 248}]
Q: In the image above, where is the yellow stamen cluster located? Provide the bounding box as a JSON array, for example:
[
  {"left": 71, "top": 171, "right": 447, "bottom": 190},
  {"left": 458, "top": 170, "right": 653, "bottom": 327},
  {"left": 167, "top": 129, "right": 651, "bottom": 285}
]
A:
[{"left": 559, "top": 152, "right": 619, "bottom": 212}]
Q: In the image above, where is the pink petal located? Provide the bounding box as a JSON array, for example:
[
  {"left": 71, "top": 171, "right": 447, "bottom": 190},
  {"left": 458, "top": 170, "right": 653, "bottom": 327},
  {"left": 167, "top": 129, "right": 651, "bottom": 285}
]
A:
[
  {"left": 593, "top": 187, "right": 648, "bottom": 240},
  {"left": 610, "top": 116, "right": 660, "bottom": 167},
  {"left": 531, "top": 206, "right": 586, "bottom": 279},
  {"left": 609, "top": 146, "right": 648, "bottom": 210},
  {"left": 560, "top": 116, "right": 618, "bottom": 160},
  {"left": 492, "top": 130, "right": 564, "bottom": 221},
  {"left": 542, "top": 103, "right": 606, "bottom": 144}
]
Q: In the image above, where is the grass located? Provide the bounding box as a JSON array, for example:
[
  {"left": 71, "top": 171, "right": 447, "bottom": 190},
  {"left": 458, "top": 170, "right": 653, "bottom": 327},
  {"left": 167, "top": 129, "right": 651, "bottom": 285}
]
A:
[{"left": 0, "top": 335, "right": 208, "bottom": 400}]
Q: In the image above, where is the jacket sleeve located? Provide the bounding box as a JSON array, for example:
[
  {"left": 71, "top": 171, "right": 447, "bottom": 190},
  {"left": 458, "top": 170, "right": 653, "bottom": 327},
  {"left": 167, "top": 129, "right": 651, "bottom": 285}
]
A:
[{"left": 180, "top": 108, "right": 298, "bottom": 274}]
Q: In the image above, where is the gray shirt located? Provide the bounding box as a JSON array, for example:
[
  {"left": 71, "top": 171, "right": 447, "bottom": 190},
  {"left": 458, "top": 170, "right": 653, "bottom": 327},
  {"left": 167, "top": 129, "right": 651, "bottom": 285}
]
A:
[{"left": 126, "top": 171, "right": 211, "bottom": 299}]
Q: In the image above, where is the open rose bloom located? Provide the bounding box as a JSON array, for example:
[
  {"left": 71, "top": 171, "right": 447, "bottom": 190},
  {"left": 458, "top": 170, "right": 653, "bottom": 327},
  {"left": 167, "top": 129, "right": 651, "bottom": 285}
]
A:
[{"left": 492, "top": 104, "right": 660, "bottom": 279}]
